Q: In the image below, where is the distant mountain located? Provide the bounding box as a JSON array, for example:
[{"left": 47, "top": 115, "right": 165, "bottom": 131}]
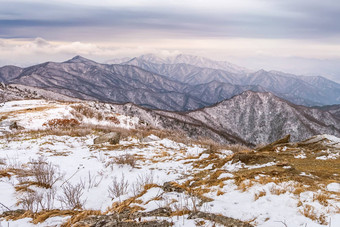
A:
[
  {"left": 0, "top": 56, "right": 265, "bottom": 111},
  {"left": 113, "top": 91, "right": 340, "bottom": 145},
  {"left": 131, "top": 53, "right": 250, "bottom": 74},
  {"left": 2, "top": 54, "right": 340, "bottom": 111},
  {"left": 124, "top": 59, "right": 243, "bottom": 85},
  {"left": 0, "top": 65, "right": 22, "bottom": 83},
  {"left": 122, "top": 54, "right": 340, "bottom": 106},
  {"left": 315, "top": 104, "right": 340, "bottom": 119},
  {"left": 0, "top": 56, "right": 211, "bottom": 111}
]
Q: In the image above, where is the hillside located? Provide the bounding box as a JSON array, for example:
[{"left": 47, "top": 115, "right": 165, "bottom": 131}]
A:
[
  {"left": 111, "top": 91, "right": 340, "bottom": 145},
  {"left": 0, "top": 99, "right": 339, "bottom": 227}
]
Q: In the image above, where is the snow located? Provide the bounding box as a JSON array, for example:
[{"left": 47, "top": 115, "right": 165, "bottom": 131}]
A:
[
  {"left": 0, "top": 100, "right": 139, "bottom": 136},
  {"left": 1, "top": 100, "right": 340, "bottom": 227},
  {"left": 316, "top": 149, "right": 340, "bottom": 160},
  {"left": 304, "top": 134, "right": 340, "bottom": 145},
  {"left": 327, "top": 183, "right": 340, "bottom": 192}
]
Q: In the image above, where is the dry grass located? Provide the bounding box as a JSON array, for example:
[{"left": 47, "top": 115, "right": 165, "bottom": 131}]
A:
[
  {"left": 114, "top": 154, "right": 136, "bottom": 168},
  {"left": 216, "top": 189, "right": 224, "bottom": 196},
  {"left": 238, "top": 180, "right": 254, "bottom": 192},
  {"left": 313, "top": 192, "right": 329, "bottom": 206},
  {"left": 61, "top": 210, "right": 102, "bottom": 227},
  {"left": 170, "top": 209, "right": 191, "bottom": 216},
  {"left": 254, "top": 190, "right": 266, "bottom": 201},
  {"left": 300, "top": 204, "right": 327, "bottom": 225},
  {"left": 269, "top": 185, "right": 287, "bottom": 196}
]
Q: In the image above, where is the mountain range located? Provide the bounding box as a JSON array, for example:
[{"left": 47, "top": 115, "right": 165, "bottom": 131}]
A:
[
  {"left": 122, "top": 54, "right": 340, "bottom": 106},
  {"left": 2, "top": 54, "right": 340, "bottom": 111},
  {"left": 111, "top": 90, "right": 340, "bottom": 145},
  {"left": 1, "top": 54, "right": 340, "bottom": 144}
]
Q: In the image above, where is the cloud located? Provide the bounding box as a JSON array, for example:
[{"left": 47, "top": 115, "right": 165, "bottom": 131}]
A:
[
  {"left": 1, "top": 0, "right": 340, "bottom": 41},
  {"left": 1, "top": 0, "right": 340, "bottom": 81}
]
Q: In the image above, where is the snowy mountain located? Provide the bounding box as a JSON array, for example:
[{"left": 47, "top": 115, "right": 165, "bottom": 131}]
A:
[
  {"left": 2, "top": 54, "right": 340, "bottom": 111},
  {"left": 0, "top": 65, "right": 22, "bottom": 83},
  {"left": 122, "top": 54, "right": 340, "bottom": 106},
  {"left": 0, "top": 99, "right": 339, "bottom": 227},
  {"left": 110, "top": 91, "right": 340, "bottom": 145},
  {"left": 0, "top": 57, "right": 209, "bottom": 111},
  {"left": 0, "top": 56, "right": 266, "bottom": 111}
]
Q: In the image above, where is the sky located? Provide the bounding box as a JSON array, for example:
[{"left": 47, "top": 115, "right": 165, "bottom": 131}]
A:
[{"left": 1, "top": 0, "right": 340, "bottom": 81}]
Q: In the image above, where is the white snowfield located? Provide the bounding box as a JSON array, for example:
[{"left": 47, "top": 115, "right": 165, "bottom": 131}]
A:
[
  {"left": 0, "top": 100, "right": 339, "bottom": 227},
  {"left": 0, "top": 99, "right": 139, "bottom": 135}
]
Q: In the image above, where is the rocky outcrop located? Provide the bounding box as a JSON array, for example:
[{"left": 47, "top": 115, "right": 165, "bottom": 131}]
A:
[
  {"left": 257, "top": 134, "right": 290, "bottom": 151},
  {"left": 94, "top": 132, "right": 121, "bottom": 145},
  {"left": 188, "top": 211, "right": 253, "bottom": 227}
]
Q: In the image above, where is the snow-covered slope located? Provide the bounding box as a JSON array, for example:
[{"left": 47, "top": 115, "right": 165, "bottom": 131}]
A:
[{"left": 0, "top": 100, "right": 339, "bottom": 227}]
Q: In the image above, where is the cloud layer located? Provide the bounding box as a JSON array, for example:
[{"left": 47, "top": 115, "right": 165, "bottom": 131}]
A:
[
  {"left": 1, "top": 0, "right": 340, "bottom": 40},
  {"left": 0, "top": 0, "right": 340, "bottom": 81}
]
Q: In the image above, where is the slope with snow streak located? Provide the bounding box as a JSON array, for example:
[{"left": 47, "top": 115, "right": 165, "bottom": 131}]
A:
[
  {"left": 0, "top": 100, "right": 339, "bottom": 226},
  {"left": 0, "top": 100, "right": 138, "bottom": 135}
]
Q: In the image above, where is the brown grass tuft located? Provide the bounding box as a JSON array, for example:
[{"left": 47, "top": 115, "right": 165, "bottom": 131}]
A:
[{"left": 254, "top": 190, "right": 266, "bottom": 201}]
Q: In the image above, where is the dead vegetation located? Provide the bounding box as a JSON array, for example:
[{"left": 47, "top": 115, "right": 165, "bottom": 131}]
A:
[
  {"left": 113, "top": 154, "right": 137, "bottom": 168},
  {"left": 58, "top": 182, "right": 86, "bottom": 210}
]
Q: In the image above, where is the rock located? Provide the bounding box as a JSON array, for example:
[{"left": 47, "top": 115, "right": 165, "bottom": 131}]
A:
[
  {"left": 140, "top": 134, "right": 160, "bottom": 143},
  {"left": 257, "top": 134, "right": 290, "bottom": 151},
  {"left": 188, "top": 211, "right": 253, "bottom": 227},
  {"left": 94, "top": 132, "right": 121, "bottom": 145},
  {"left": 232, "top": 152, "right": 275, "bottom": 165},
  {"left": 9, "top": 121, "right": 24, "bottom": 130},
  {"left": 140, "top": 207, "right": 172, "bottom": 217},
  {"left": 0, "top": 209, "right": 25, "bottom": 218},
  {"left": 162, "top": 181, "right": 185, "bottom": 193},
  {"left": 74, "top": 210, "right": 173, "bottom": 227}
]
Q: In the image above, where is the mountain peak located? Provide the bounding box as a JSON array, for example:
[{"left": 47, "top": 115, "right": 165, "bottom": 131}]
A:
[{"left": 65, "top": 55, "right": 96, "bottom": 64}]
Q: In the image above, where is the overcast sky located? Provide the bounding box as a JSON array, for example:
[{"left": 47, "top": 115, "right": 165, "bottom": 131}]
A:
[{"left": 1, "top": 0, "right": 340, "bottom": 81}]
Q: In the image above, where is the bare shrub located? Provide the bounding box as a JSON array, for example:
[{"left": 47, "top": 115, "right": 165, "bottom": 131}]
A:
[
  {"left": 108, "top": 174, "right": 129, "bottom": 199},
  {"left": 17, "top": 192, "right": 43, "bottom": 213},
  {"left": 43, "top": 118, "right": 80, "bottom": 128},
  {"left": 58, "top": 182, "right": 86, "bottom": 210},
  {"left": 80, "top": 171, "right": 103, "bottom": 191},
  {"left": 114, "top": 154, "right": 136, "bottom": 168},
  {"left": 131, "top": 172, "right": 154, "bottom": 196},
  {"left": 105, "top": 116, "right": 120, "bottom": 124},
  {"left": 29, "top": 157, "right": 63, "bottom": 188},
  {"left": 70, "top": 104, "right": 105, "bottom": 121},
  {"left": 44, "top": 187, "right": 57, "bottom": 210}
]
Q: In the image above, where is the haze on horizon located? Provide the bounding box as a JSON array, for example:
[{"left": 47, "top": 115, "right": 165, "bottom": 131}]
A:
[{"left": 1, "top": 0, "right": 340, "bottom": 82}]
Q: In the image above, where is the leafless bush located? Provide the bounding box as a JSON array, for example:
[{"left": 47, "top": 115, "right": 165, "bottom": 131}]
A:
[
  {"left": 29, "top": 157, "right": 63, "bottom": 188},
  {"left": 43, "top": 118, "right": 80, "bottom": 128},
  {"left": 44, "top": 187, "right": 57, "bottom": 210},
  {"left": 131, "top": 172, "right": 154, "bottom": 196},
  {"left": 17, "top": 192, "right": 43, "bottom": 213},
  {"left": 58, "top": 182, "right": 86, "bottom": 210},
  {"left": 80, "top": 171, "right": 103, "bottom": 191},
  {"left": 108, "top": 174, "right": 129, "bottom": 199},
  {"left": 70, "top": 104, "right": 105, "bottom": 121},
  {"left": 114, "top": 154, "right": 136, "bottom": 168}
]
